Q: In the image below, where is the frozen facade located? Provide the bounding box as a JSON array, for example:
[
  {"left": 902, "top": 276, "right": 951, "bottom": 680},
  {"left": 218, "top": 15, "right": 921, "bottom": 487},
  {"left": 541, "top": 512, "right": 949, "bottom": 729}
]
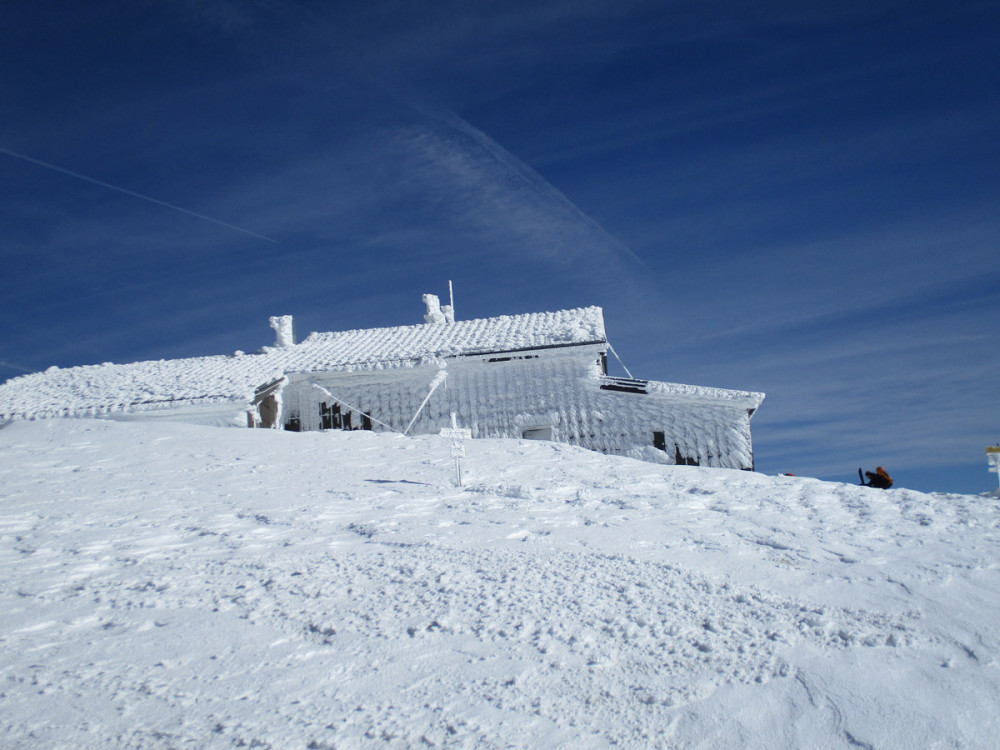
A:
[{"left": 0, "top": 296, "right": 764, "bottom": 469}]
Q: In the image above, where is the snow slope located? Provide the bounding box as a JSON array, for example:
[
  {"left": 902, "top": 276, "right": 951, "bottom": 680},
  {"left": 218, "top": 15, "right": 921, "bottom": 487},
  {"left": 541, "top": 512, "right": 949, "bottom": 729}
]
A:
[{"left": 2, "top": 420, "right": 999, "bottom": 748}]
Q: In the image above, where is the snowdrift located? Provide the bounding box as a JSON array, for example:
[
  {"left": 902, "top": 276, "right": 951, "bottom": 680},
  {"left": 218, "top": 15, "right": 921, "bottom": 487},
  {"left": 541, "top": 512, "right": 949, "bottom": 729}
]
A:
[{"left": 2, "top": 419, "right": 999, "bottom": 748}]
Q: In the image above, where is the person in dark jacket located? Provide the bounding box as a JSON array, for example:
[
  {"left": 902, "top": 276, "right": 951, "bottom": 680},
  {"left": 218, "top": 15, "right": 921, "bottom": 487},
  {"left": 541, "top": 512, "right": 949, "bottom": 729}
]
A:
[{"left": 860, "top": 466, "right": 893, "bottom": 489}]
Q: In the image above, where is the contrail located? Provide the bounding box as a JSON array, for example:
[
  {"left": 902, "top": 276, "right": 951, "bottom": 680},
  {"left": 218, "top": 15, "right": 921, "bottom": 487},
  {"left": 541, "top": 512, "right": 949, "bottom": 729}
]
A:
[
  {"left": 0, "top": 359, "right": 34, "bottom": 374},
  {"left": 0, "top": 147, "right": 279, "bottom": 243}
]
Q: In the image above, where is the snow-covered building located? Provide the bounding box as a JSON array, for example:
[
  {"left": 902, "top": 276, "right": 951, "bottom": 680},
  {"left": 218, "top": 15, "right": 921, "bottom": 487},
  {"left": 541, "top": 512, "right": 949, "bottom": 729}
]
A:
[{"left": 0, "top": 296, "right": 764, "bottom": 469}]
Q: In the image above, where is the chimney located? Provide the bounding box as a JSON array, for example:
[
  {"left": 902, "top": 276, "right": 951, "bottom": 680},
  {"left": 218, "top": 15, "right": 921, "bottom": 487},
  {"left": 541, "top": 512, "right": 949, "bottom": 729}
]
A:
[
  {"left": 423, "top": 293, "right": 454, "bottom": 325},
  {"left": 269, "top": 315, "right": 296, "bottom": 347}
]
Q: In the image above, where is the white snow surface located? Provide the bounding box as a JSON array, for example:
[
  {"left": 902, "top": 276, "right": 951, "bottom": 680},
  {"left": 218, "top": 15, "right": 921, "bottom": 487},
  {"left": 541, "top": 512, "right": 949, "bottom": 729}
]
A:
[
  {"left": 2, "top": 419, "right": 999, "bottom": 748},
  {"left": 0, "top": 307, "right": 606, "bottom": 422}
]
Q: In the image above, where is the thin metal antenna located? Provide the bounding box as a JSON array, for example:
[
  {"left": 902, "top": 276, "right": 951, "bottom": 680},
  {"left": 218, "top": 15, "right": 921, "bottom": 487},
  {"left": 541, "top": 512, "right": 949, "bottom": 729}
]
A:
[{"left": 449, "top": 279, "right": 455, "bottom": 320}]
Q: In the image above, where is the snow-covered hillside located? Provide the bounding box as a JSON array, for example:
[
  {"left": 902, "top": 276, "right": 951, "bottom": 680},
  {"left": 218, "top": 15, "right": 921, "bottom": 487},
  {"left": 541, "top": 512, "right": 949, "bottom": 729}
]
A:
[{"left": 2, "top": 420, "right": 999, "bottom": 748}]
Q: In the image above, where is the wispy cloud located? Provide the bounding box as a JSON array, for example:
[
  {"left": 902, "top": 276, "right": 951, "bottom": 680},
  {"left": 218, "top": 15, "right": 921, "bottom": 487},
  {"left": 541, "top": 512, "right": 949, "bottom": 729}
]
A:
[
  {"left": 700, "top": 289, "right": 1000, "bottom": 482},
  {"left": 154, "top": 0, "right": 284, "bottom": 35},
  {"left": 392, "top": 108, "right": 649, "bottom": 270},
  {"left": 1, "top": 60, "right": 659, "bottom": 368}
]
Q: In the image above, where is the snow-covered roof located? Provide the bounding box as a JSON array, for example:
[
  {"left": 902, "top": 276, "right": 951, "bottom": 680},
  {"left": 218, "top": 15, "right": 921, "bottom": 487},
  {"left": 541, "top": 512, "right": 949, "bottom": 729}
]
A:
[
  {"left": 0, "top": 306, "right": 607, "bottom": 421},
  {"left": 298, "top": 305, "right": 606, "bottom": 365}
]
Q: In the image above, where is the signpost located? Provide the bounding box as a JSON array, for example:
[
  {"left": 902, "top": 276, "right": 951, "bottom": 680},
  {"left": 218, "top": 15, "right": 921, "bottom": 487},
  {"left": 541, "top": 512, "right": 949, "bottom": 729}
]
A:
[
  {"left": 441, "top": 413, "right": 472, "bottom": 487},
  {"left": 988, "top": 446, "right": 1000, "bottom": 492}
]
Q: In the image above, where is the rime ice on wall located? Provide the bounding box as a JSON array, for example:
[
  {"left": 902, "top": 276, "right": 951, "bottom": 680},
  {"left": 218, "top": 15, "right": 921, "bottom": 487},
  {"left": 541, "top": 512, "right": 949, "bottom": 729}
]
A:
[{"left": 282, "top": 347, "right": 760, "bottom": 470}]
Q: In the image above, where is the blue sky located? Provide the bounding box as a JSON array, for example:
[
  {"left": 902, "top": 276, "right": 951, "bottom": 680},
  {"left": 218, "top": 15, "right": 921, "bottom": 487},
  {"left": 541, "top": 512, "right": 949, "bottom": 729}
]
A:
[{"left": 2, "top": 1, "right": 998, "bottom": 493}]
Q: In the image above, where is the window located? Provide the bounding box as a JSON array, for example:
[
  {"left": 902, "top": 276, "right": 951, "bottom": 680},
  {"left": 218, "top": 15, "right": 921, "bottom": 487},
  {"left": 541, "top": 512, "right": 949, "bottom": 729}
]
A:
[
  {"left": 320, "top": 402, "right": 344, "bottom": 430},
  {"left": 320, "top": 401, "right": 370, "bottom": 431},
  {"left": 674, "top": 444, "right": 699, "bottom": 466},
  {"left": 522, "top": 426, "right": 553, "bottom": 441}
]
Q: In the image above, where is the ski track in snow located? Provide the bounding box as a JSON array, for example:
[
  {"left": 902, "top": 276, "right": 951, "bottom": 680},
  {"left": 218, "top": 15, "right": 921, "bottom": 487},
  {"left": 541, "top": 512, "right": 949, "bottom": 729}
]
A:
[{"left": 2, "top": 419, "right": 999, "bottom": 748}]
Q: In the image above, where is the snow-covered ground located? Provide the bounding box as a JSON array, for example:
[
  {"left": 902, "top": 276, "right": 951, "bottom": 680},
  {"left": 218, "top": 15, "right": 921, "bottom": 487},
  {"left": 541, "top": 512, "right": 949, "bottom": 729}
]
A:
[{"left": 2, "top": 419, "right": 999, "bottom": 748}]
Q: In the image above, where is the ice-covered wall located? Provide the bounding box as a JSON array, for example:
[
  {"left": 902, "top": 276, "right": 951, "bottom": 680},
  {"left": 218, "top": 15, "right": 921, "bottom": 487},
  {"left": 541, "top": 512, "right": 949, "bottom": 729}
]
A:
[{"left": 279, "top": 345, "right": 758, "bottom": 470}]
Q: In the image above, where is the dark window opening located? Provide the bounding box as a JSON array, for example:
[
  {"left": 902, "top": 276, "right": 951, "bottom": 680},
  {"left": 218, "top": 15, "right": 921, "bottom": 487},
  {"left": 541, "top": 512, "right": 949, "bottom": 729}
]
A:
[
  {"left": 653, "top": 431, "right": 666, "bottom": 451},
  {"left": 522, "top": 426, "right": 553, "bottom": 441},
  {"left": 674, "top": 444, "right": 699, "bottom": 466},
  {"left": 320, "top": 400, "right": 371, "bottom": 431},
  {"left": 600, "top": 377, "right": 649, "bottom": 394},
  {"left": 320, "top": 402, "right": 345, "bottom": 430},
  {"left": 600, "top": 353, "right": 608, "bottom": 375},
  {"left": 285, "top": 416, "right": 301, "bottom": 432},
  {"left": 488, "top": 354, "right": 537, "bottom": 363}
]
